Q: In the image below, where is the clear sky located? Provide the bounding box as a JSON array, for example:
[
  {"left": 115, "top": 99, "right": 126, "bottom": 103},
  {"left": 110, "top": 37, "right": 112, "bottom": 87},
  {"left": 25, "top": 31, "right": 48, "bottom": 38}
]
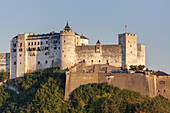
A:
[{"left": 0, "top": 0, "right": 170, "bottom": 74}]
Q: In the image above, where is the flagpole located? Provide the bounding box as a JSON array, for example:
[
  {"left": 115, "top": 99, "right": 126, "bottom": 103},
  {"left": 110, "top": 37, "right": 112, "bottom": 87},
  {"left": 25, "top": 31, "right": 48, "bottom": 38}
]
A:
[{"left": 125, "top": 24, "right": 127, "bottom": 33}]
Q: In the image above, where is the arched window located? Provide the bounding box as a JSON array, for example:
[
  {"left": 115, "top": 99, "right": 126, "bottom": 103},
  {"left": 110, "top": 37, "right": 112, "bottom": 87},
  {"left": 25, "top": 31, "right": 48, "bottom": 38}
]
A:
[{"left": 159, "top": 81, "right": 165, "bottom": 85}]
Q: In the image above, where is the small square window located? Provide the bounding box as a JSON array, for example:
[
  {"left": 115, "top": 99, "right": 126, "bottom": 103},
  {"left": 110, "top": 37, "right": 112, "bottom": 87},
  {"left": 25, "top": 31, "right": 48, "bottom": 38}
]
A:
[{"left": 38, "top": 61, "right": 40, "bottom": 65}]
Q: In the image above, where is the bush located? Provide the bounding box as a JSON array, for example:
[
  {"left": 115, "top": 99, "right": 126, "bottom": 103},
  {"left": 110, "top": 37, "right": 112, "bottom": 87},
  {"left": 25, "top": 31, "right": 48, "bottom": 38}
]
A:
[{"left": 0, "top": 70, "right": 9, "bottom": 82}]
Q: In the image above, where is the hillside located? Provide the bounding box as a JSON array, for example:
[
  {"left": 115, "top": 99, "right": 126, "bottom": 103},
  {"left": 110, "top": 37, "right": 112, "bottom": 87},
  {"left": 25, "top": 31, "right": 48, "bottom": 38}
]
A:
[{"left": 0, "top": 68, "right": 170, "bottom": 113}]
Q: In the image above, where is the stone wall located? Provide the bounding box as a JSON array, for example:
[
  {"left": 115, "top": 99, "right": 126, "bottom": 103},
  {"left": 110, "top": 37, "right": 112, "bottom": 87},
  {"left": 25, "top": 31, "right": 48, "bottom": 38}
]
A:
[
  {"left": 156, "top": 76, "right": 170, "bottom": 99},
  {"left": 64, "top": 71, "right": 158, "bottom": 100},
  {"left": 0, "top": 53, "right": 10, "bottom": 72},
  {"left": 75, "top": 44, "right": 122, "bottom": 68},
  {"left": 137, "top": 44, "right": 145, "bottom": 66}
]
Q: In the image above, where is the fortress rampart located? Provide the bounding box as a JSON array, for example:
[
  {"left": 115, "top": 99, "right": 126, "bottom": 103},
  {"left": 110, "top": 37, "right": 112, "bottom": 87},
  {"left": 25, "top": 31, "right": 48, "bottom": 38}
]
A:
[{"left": 64, "top": 62, "right": 170, "bottom": 100}]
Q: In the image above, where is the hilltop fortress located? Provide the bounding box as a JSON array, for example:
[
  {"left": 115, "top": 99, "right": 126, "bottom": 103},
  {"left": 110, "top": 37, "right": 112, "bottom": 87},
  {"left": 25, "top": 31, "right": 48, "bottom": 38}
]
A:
[
  {"left": 1, "top": 22, "right": 170, "bottom": 100},
  {"left": 7, "top": 22, "right": 145, "bottom": 79}
]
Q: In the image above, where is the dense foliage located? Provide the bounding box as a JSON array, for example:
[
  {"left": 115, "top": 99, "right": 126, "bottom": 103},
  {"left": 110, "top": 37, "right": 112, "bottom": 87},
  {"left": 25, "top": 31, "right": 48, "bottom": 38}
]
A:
[
  {"left": 0, "top": 70, "right": 9, "bottom": 82},
  {"left": 0, "top": 68, "right": 170, "bottom": 113},
  {"left": 71, "top": 83, "right": 170, "bottom": 113},
  {"left": 129, "top": 65, "right": 145, "bottom": 71}
]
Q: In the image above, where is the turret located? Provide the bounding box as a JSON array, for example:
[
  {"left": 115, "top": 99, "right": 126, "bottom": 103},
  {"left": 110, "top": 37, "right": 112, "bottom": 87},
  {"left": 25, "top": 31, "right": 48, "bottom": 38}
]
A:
[
  {"left": 60, "top": 22, "right": 76, "bottom": 70},
  {"left": 96, "top": 40, "right": 102, "bottom": 53}
]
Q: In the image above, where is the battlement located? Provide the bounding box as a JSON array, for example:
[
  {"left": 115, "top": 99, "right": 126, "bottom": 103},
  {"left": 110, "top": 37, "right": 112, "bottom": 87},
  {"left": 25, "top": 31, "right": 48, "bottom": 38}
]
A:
[{"left": 119, "top": 33, "right": 137, "bottom": 37}]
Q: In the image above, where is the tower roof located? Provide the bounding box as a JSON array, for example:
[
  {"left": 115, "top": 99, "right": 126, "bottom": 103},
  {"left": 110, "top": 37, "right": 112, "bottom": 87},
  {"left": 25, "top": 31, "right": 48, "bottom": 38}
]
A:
[
  {"left": 64, "top": 21, "right": 71, "bottom": 31},
  {"left": 96, "top": 40, "right": 100, "bottom": 44}
]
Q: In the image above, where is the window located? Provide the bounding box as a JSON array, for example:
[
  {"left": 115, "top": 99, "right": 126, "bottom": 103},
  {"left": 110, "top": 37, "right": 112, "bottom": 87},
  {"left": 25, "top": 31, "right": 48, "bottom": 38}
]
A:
[
  {"left": 20, "top": 54, "right": 22, "bottom": 57},
  {"left": 20, "top": 43, "right": 22, "bottom": 47},
  {"left": 13, "top": 43, "right": 16, "bottom": 47},
  {"left": 32, "top": 42, "right": 33, "bottom": 46},
  {"left": 91, "top": 60, "right": 93, "bottom": 63},
  {"left": 97, "top": 47, "right": 99, "bottom": 49},
  {"left": 64, "top": 55, "right": 66, "bottom": 57},
  {"left": 54, "top": 47, "right": 57, "bottom": 49},
  {"left": 99, "top": 60, "right": 101, "bottom": 62},
  {"left": 45, "top": 47, "right": 48, "bottom": 50},
  {"left": 28, "top": 48, "right": 31, "bottom": 51},
  {"left": 37, "top": 47, "right": 41, "bottom": 51},
  {"left": 19, "top": 48, "right": 22, "bottom": 52},
  {"left": 20, "top": 62, "right": 22, "bottom": 64},
  {"left": 46, "top": 41, "right": 48, "bottom": 44},
  {"left": 159, "top": 81, "right": 165, "bottom": 85},
  {"left": 38, "top": 42, "right": 39, "bottom": 45},
  {"left": 38, "top": 61, "right": 40, "bottom": 65},
  {"left": 41, "top": 41, "right": 43, "bottom": 45},
  {"left": 28, "top": 42, "right": 30, "bottom": 46},
  {"left": 106, "top": 60, "right": 108, "bottom": 63},
  {"left": 52, "top": 60, "right": 54, "bottom": 64},
  {"left": 164, "top": 90, "right": 166, "bottom": 93},
  {"left": 14, "top": 62, "right": 16, "bottom": 65},
  {"left": 58, "top": 47, "right": 60, "bottom": 49},
  {"left": 45, "top": 60, "right": 48, "bottom": 64},
  {"left": 158, "top": 90, "right": 160, "bottom": 92},
  {"left": 35, "top": 42, "right": 36, "bottom": 45},
  {"left": 108, "top": 78, "right": 111, "bottom": 81},
  {"left": 32, "top": 48, "right": 36, "bottom": 51},
  {"left": 13, "top": 49, "right": 16, "bottom": 52},
  {"left": 64, "top": 40, "right": 66, "bottom": 43}
]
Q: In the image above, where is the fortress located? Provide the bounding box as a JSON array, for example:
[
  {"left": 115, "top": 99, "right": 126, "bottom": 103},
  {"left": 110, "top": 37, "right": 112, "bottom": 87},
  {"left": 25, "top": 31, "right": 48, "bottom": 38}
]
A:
[
  {"left": 0, "top": 22, "right": 170, "bottom": 100},
  {"left": 8, "top": 22, "right": 144, "bottom": 79}
]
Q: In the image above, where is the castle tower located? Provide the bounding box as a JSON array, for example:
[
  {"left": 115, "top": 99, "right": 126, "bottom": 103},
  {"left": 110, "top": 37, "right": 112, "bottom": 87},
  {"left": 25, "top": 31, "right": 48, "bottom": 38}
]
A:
[
  {"left": 119, "top": 33, "right": 138, "bottom": 69},
  {"left": 95, "top": 40, "right": 102, "bottom": 53},
  {"left": 10, "top": 33, "right": 29, "bottom": 79},
  {"left": 60, "top": 22, "right": 76, "bottom": 70}
]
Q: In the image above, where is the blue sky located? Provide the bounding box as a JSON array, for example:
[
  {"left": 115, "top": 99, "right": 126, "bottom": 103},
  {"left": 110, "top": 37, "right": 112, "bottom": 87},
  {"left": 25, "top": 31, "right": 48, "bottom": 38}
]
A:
[{"left": 0, "top": 0, "right": 170, "bottom": 73}]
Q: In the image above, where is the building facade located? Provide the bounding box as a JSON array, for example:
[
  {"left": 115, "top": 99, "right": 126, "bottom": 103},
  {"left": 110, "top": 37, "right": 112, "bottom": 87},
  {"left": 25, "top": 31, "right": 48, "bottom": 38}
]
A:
[
  {"left": 0, "top": 53, "right": 10, "bottom": 72},
  {"left": 10, "top": 22, "right": 145, "bottom": 79}
]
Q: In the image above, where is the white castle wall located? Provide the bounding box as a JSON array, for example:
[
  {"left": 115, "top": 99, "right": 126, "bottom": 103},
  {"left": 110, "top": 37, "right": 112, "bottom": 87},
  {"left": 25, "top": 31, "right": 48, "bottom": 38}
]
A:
[
  {"left": 0, "top": 53, "right": 10, "bottom": 72},
  {"left": 9, "top": 23, "right": 145, "bottom": 79},
  {"left": 75, "top": 44, "right": 122, "bottom": 68},
  {"left": 137, "top": 44, "right": 145, "bottom": 66}
]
